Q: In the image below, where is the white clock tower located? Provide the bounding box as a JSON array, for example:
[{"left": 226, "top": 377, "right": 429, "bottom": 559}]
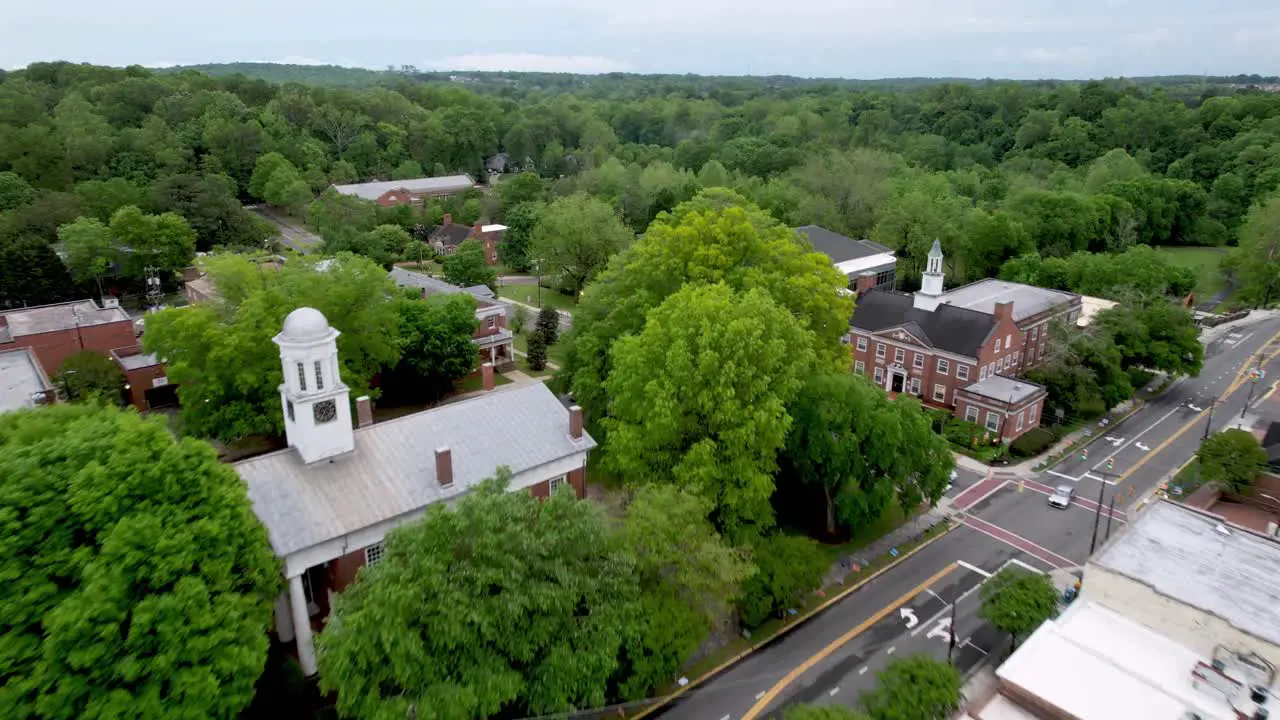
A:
[
  {"left": 274, "top": 307, "right": 354, "bottom": 464},
  {"left": 913, "top": 239, "right": 947, "bottom": 312}
]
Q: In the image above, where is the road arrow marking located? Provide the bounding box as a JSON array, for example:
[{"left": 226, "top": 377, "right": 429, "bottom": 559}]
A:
[
  {"left": 1106, "top": 437, "right": 1125, "bottom": 446},
  {"left": 1135, "top": 442, "right": 1150, "bottom": 452},
  {"left": 829, "top": 687, "right": 840, "bottom": 697},
  {"left": 899, "top": 608, "right": 918, "bottom": 629},
  {"left": 927, "top": 617, "right": 952, "bottom": 641},
  {"left": 1188, "top": 404, "right": 1203, "bottom": 412}
]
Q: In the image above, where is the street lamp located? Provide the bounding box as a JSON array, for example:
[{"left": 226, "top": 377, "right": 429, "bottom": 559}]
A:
[{"left": 535, "top": 257, "right": 543, "bottom": 307}]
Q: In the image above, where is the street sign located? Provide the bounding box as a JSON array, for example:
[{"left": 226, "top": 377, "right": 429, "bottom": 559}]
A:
[{"left": 900, "top": 608, "right": 918, "bottom": 629}]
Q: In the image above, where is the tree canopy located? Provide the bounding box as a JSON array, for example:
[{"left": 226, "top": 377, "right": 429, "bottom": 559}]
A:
[
  {"left": 530, "top": 192, "right": 633, "bottom": 299},
  {"left": 1094, "top": 299, "right": 1203, "bottom": 377},
  {"left": 55, "top": 350, "right": 128, "bottom": 404},
  {"left": 0, "top": 403, "right": 279, "bottom": 719},
  {"left": 602, "top": 282, "right": 817, "bottom": 535},
  {"left": 860, "top": 655, "right": 963, "bottom": 720},
  {"left": 317, "top": 470, "right": 642, "bottom": 718},
  {"left": 142, "top": 253, "right": 401, "bottom": 440},
  {"left": 442, "top": 237, "right": 497, "bottom": 292},
  {"left": 1198, "top": 428, "right": 1268, "bottom": 494},
  {"left": 383, "top": 292, "right": 479, "bottom": 403},
  {"left": 978, "top": 568, "right": 1060, "bottom": 648},
  {"left": 783, "top": 374, "right": 954, "bottom": 536}
]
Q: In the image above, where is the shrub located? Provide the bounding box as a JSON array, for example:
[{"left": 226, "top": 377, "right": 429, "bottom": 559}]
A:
[
  {"left": 527, "top": 331, "right": 548, "bottom": 371},
  {"left": 738, "top": 533, "right": 828, "bottom": 627},
  {"left": 535, "top": 305, "right": 560, "bottom": 346},
  {"left": 1009, "top": 427, "right": 1056, "bottom": 458}
]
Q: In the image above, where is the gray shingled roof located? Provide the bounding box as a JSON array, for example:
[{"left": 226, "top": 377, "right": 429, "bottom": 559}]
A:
[
  {"left": 795, "top": 226, "right": 891, "bottom": 264},
  {"left": 389, "top": 268, "right": 493, "bottom": 300},
  {"left": 851, "top": 290, "right": 996, "bottom": 358},
  {"left": 941, "top": 278, "right": 1077, "bottom": 322},
  {"left": 1092, "top": 500, "right": 1280, "bottom": 647},
  {"left": 960, "top": 374, "right": 1044, "bottom": 404},
  {"left": 431, "top": 223, "right": 473, "bottom": 248},
  {"left": 331, "top": 174, "right": 475, "bottom": 201},
  {"left": 236, "top": 382, "right": 596, "bottom": 557}
]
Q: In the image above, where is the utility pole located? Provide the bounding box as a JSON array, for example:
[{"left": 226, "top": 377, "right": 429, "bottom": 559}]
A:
[
  {"left": 1203, "top": 397, "right": 1218, "bottom": 441},
  {"left": 1089, "top": 480, "right": 1107, "bottom": 555},
  {"left": 947, "top": 589, "right": 958, "bottom": 664},
  {"left": 1243, "top": 365, "right": 1263, "bottom": 419},
  {"left": 1106, "top": 497, "right": 1116, "bottom": 542}
]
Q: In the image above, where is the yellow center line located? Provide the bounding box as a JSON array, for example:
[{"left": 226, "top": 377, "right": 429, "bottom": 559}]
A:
[
  {"left": 1115, "top": 329, "right": 1280, "bottom": 487},
  {"left": 739, "top": 562, "right": 958, "bottom": 720}
]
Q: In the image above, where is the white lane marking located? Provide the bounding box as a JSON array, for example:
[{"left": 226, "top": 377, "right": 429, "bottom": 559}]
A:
[
  {"left": 755, "top": 691, "right": 765, "bottom": 700},
  {"left": 829, "top": 687, "right": 840, "bottom": 697},
  {"left": 886, "top": 646, "right": 896, "bottom": 655},
  {"left": 957, "top": 560, "right": 992, "bottom": 577},
  {"left": 720, "top": 715, "right": 730, "bottom": 720},
  {"left": 1047, "top": 469, "right": 1079, "bottom": 482},
  {"left": 1089, "top": 405, "right": 1182, "bottom": 471},
  {"left": 924, "top": 588, "right": 944, "bottom": 601},
  {"left": 859, "top": 667, "right": 868, "bottom": 675},
  {"left": 1003, "top": 557, "right": 1050, "bottom": 575}
]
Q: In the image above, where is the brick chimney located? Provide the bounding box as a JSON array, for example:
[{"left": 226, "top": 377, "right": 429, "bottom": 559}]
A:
[
  {"left": 481, "top": 362, "right": 495, "bottom": 391},
  {"left": 994, "top": 301, "right": 1014, "bottom": 324},
  {"left": 435, "top": 447, "right": 453, "bottom": 487},
  {"left": 443, "top": 213, "right": 452, "bottom": 226},
  {"left": 355, "top": 395, "right": 373, "bottom": 429},
  {"left": 854, "top": 272, "right": 877, "bottom": 297},
  {"left": 472, "top": 222, "right": 484, "bottom": 238},
  {"left": 569, "top": 405, "right": 583, "bottom": 440}
]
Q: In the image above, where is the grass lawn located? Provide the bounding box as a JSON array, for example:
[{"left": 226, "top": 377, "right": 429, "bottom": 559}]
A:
[
  {"left": 512, "top": 328, "right": 568, "bottom": 367},
  {"left": 497, "top": 283, "right": 577, "bottom": 313},
  {"left": 1154, "top": 246, "right": 1229, "bottom": 302},
  {"left": 453, "top": 372, "right": 513, "bottom": 393}
]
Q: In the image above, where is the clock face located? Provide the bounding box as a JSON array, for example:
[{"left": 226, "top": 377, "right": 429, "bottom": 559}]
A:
[{"left": 313, "top": 399, "right": 337, "bottom": 424}]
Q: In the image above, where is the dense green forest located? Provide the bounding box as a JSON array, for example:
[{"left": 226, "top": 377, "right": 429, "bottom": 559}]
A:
[{"left": 4, "top": 60, "right": 1280, "bottom": 308}]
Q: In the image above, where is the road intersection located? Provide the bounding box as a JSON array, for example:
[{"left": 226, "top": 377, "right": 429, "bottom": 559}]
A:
[{"left": 650, "top": 311, "right": 1280, "bottom": 720}]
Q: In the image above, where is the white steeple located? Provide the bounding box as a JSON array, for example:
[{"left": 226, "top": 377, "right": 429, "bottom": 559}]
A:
[
  {"left": 914, "top": 239, "right": 946, "bottom": 311},
  {"left": 274, "top": 307, "right": 354, "bottom": 464}
]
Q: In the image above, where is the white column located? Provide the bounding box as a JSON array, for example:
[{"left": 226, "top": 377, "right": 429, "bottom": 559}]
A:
[
  {"left": 274, "top": 592, "right": 295, "bottom": 643},
  {"left": 288, "top": 574, "right": 317, "bottom": 676}
]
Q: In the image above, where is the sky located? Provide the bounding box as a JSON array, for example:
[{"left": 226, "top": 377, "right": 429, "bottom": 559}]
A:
[{"left": 4, "top": 0, "right": 1280, "bottom": 79}]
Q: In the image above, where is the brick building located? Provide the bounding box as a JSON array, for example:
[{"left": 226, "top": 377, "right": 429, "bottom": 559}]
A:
[
  {"left": 331, "top": 174, "right": 476, "bottom": 207},
  {"left": 848, "top": 241, "right": 1080, "bottom": 441},
  {"left": 237, "top": 308, "right": 594, "bottom": 676},
  {"left": 390, "top": 268, "right": 514, "bottom": 368},
  {"left": 0, "top": 299, "right": 173, "bottom": 412},
  {"left": 795, "top": 225, "right": 897, "bottom": 291},
  {"left": 428, "top": 213, "right": 505, "bottom": 264}
]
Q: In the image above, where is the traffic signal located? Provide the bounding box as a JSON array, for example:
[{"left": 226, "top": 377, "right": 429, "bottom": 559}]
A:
[
  {"left": 1080, "top": 449, "right": 1088, "bottom": 461},
  {"left": 1106, "top": 457, "right": 1114, "bottom": 472}
]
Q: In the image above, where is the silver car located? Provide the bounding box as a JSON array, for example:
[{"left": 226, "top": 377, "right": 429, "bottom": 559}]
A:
[{"left": 1048, "top": 484, "right": 1076, "bottom": 509}]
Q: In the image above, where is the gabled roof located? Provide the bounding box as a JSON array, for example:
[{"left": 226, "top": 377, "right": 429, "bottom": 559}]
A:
[
  {"left": 331, "top": 174, "right": 475, "bottom": 201},
  {"left": 430, "top": 223, "right": 472, "bottom": 247},
  {"left": 236, "top": 382, "right": 596, "bottom": 557},
  {"left": 851, "top": 290, "right": 995, "bottom": 358},
  {"left": 389, "top": 268, "right": 493, "bottom": 301},
  {"left": 795, "top": 225, "right": 892, "bottom": 264}
]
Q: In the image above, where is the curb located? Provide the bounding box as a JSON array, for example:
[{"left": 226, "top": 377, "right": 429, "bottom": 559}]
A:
[
  {"left": 1031, "top": 399, "right": 1148, "bottom": 474},
  {"left": 630, "top": 520, "right": 958, "bottom": 719}
]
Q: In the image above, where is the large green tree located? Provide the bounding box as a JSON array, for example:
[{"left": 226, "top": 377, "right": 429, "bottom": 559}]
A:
[
  {"left": 55, "top": 350, "right": 127, "bottom": 404},
  {"left": 1231, "top": 194, "right": 1280, "bottom": 306},
  {"left": 1198, "top": 428, "right": 1268, "bottom": 494},
  {"left": 385, "top": 292, "right": 479, "bottom": 402},
  {"left": 317, "top": 471, "right": 643, "bottom": 718},
  {"left": 1094, "top": 300, "right": 1203, "bottom": 377},
  {"left": 978, "top": 568, "right": 1059, "bottom": 649},
  {"left": 530, "top": 192, "right": 633, "bottom": 299},
  {"left": 604, "top": 283, "right": 816, "bottom": 535},
  {"left": 563, "top": 189, "right": 853, "bottom": 441},
  {"left": 861, "top": 655, "right": 962, "bottom": 720},
  {"left": 784, "top": 374, "right": 954, "bottom": 537},
  {"left": 738, "top": 532, "right": 829, "bottom": 627},
  {"left": 142, "top": 253, "right": 402, "bottom": 440},
  {"left": 0, "top": 403, "right": 279, "bottom": 719},
  {"left": 442, "top": 237, "right": 498, "bottom": 292},
  {"left": 0, "top": 236, "right": 76, "bottom": 307}
]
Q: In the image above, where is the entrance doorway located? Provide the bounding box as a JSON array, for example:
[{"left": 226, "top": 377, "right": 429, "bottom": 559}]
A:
[{"left": 891, "top": 372, "right": 905, "bottom": 393}]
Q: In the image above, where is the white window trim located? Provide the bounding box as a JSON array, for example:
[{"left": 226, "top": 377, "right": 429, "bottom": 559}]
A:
[
  {"left": 876, "top": 343, "right": 886, "bottom": 359},
  {"left": 979, "top": 366, "right": 987, "bottom": 380},
  {"left": 913, "top": 353, "right": 924, "bottom": 370},
  {"left": 549, "top": 475, "right": 567, "bottom": 493},
  {"left": 1005, "top": 333, "right": 1012, "bottom": 349},
  {"left": 994, "top": 338, "right": 1002, "bottom": 353},
  {"left": 894, "top": 348, "right": 905, "bottom": 364},
  {"left": 314, "top": 360, "right": 324, "bottom": 391},
  {"left": 910, "top": 378, "right": 921, "bottom": 395},
  {"left": 956, "top": 364, "right": 970, "bottom": 381},
  {"left": 936, "top": 358, "right": 949, "bottom": 375},
  {"left": 965, "top": 405, "right": 979, "bottom": 423},
  {"left": 1031, "top": 326, "right": 1039, "bottom": 340},
  {"left": 1016, "top": 411, "right": 1025, "bottom": 431},
  {"left": 857, "top": 336, "right": 868, "bottom": 352},
  {"left": 1028, "top": 404, "right": 1038, "bottom": 422},
  {"left": 985, "top": 411, "right": 1000, "bottom": 432},
  {"left": 854, "top": 360, "right": 865, "bottom": 375},
  {"left": 365, "top": 542, "right": 385, "bottom": 566},
  {"left": 932, "top": 384, "right": 947, "bottom": 403},
  {"left": 874, "top": 367, "right": 885, "bottom": 384}
]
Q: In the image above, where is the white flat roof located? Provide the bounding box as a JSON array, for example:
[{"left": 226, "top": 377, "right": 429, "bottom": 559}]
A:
[
  {"left": 835, "top": 252, "right": 896, "bottom": 277},
  {"left": 481, "top": 224, "right": 507, "bottom": 233},
  {"left": 1079, "top": 295, "right": 1118, "bottom": 327},
  {"left": 978, "top": 695, "right": 1040, "bottom": 720},
  {"left": 998, "top": 600, "right": 1236, "bottom": 720},
  {"left": 0, "top": 347, "right": 51, "bottom": 413}
]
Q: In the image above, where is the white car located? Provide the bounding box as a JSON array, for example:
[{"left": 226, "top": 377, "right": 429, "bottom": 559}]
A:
[{"left": 1048, "top": 484, "right": 1076, "bottom": 509}]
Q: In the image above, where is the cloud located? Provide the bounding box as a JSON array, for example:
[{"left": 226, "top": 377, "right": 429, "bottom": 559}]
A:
[
  {"left": 425, "top": 53, "right": 631, "bottom": 74},
  {"left": 1021, "top": 46, "right": 1100, "bottom": 65},
  {"left": 1127, "top": 27, "right": 1177, "bottom": 48}
]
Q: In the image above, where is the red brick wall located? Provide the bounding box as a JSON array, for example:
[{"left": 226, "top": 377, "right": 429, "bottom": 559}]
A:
[
  {"left": 849, "top": 330, "right": 976, "bottom": 409},
  {"left": 473, "top": 308, "right": 506, "bottom": 339},
  {"left": 529, "top": 467, "right": 587, "bottom": 500},
  {"left": 14, "top": 322, "right": 137, "bottom": 378},
  {"left": 120, "top": 363, "right": 168, "bottom": 411},
  {"left": 329, "top": 547, "right": 368, "bottom": 593},
  {"left": 974, "top": 312, "right": 1024, "bottom": 380},
  {"left": 955, "top": 395, "right": 1045, "bottom": 441}
]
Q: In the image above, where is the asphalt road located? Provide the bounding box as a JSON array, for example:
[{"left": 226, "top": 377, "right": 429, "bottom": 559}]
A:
[
  {"left": 245, "top": 205, "right": 323, "bottom": 253},
  {"left": 652, "top": 311, "right": 1280, "bottom": 720}
]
